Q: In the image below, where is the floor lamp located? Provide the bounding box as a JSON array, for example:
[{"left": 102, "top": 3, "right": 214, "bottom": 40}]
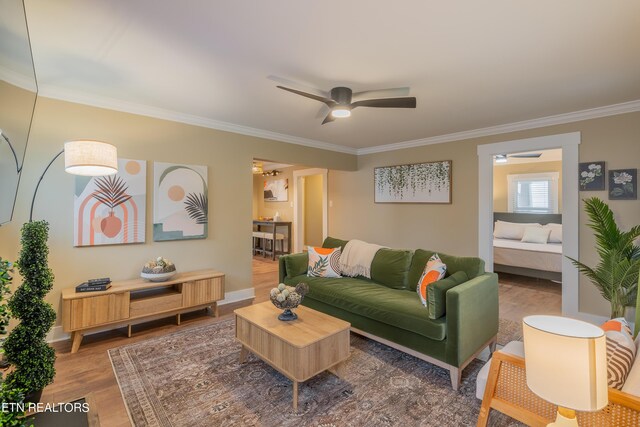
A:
[
  {"left": 523, "top": 315, "right": 608, "bottom": 427},
  {"left": 0, "top": 132, "right": 118, "bottom": 220}
]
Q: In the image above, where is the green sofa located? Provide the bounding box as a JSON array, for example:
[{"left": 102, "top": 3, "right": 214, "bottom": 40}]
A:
[{"left": 278, "top": 237, "right": 499, "bottom": 390}]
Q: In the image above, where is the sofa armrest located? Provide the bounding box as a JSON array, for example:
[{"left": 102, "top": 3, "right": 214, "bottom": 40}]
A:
[
  {"left": 278, "top": 252, "right": 309, "bottom": 283},
  {"left": 445, "top": 272, "right": 499, "bottom": 366}
]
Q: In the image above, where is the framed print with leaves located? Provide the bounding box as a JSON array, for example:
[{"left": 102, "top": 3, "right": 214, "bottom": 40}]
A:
[
  {"left": 154, "top": 162, "right": 208, "bottom": 241},
  {"left": 609, "top": 168, "right": 637, "bottom": 200},
  {"left": 74, "top": 158, "right": 146, "bottom": 247},
  {"left": 374, "top": 160, "right": 452, "bottom": 204}
]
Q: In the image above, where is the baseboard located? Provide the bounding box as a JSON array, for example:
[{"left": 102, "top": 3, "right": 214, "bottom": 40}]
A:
[{"left": 46, "top": 287, "right": 256, "bottom": 343}]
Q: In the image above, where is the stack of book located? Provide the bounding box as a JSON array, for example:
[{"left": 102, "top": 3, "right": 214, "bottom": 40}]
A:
[{"left": 75, "top": 277, "right": 112, "bottom": 293}]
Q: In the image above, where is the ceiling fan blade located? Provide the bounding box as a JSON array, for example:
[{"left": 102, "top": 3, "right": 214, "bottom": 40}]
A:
[
  {"left": 276, "top": 86, "right": 336, "bottom": 107},
  {"left": 267, "top": 75, "right": 329, "bottom": 98},
  {"left": 352, "top": 87, "right": 410, "bottom": 102},
  {"left": 315, "top": 104, "right": 330, "bottom": 119},
  {"left": 321, "top": 113, "right": 336, "bottom": 125},
  {"left": 351, "top": 97, "right": 416, "bottom": 109},
  {"left": 510, "top": 153, "right": 542, "bottom": 158}
]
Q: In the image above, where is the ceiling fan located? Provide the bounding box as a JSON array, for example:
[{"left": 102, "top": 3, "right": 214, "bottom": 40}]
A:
[
  {"left": 275, "top": 84, "right": 416, "bottom": 124},
  {"left": 494, "top": 153, "right": 543, "bottom": 163}
]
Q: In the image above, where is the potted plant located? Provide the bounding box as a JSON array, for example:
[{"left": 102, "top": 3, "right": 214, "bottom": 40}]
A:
[
  {"left": 0, "top": 257, "right": 13, "bottom": 368},
  {"left": 568, "top": 197, "right": 640, "bottom": 318},
  {"left": 3, "top": 221, "right": 56, "bottom": 403}
]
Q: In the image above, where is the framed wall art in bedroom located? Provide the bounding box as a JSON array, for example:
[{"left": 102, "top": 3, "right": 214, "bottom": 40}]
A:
[{"left": 374, "top": 160, "right": 452, "bottom": 204}]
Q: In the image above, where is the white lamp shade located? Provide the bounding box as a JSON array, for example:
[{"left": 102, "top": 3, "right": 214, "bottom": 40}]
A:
[
  {"left": 64, "top": 140, "right": 118, "bottom": 176},
  {"left": 523, "top": 315, "right": 608, "bottom": 412}
]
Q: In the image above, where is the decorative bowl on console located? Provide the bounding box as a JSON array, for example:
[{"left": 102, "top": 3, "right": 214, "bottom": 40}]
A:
[
  {"left": 269, "top": 282, "right": 309, "bottom": 321},
  {"left": 141, "top": 256, "right": 177, "bottom": 282}
]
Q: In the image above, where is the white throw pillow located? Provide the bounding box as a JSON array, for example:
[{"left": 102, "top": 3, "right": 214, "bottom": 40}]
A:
[
  {"left": 493, "top": 221, "right": 541, "bottom": 240},
  {"left": 545, "top": 223, "right": 563, "bottom": 244},
  {"left": 521, "top": 226, "right": 551, "bottom": 244}
]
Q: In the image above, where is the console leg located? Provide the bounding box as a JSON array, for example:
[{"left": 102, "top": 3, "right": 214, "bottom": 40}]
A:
[{"left": 71, "top": 332, "right": 84, "bottom": 354}]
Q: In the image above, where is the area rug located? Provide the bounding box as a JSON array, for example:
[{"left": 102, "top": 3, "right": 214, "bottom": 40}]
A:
[
  {"left": 109, "top": 319, "right": 521, "bottom": 426},
  {"left": 497, "top": 318, "right": 523, "bottom": 346}
]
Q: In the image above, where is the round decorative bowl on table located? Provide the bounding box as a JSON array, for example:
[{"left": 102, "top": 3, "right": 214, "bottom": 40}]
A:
[
  {"left": 140, "top": 271, "right": 177, "bottom": 282},
  {"left": 270, "top": 283, "right": 309, "bottom": 321}
]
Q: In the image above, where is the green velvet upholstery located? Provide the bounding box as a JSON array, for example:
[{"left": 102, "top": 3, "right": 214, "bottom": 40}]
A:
[
  {"left": 322, "top": 236, "right": 349, "bottom": 251},
  {"left": 428, "top": 270, "right": 468, "bottom": 320},
  {"left": 370, "top": 248, "right": 414, "bottom": 290},
  {"left": 279, "top": 240, "right": 499, "bottom": 375},
  {"left": 408, "top": 249, "right": 485, "bottom": 291},
  {"left": 287, "top": 274, "right": 446, "bottom": 340}
]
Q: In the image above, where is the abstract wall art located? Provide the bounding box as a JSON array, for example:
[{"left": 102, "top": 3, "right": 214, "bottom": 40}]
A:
[
  {"left": 374, "top": 160, "right": 452, "bottom": 203},
  {"left": 74, "top": 158, "right": 146, "bottom": 247},
  {"left": 154, "top": 162, "right": 208, "bottom": 241},
  {"left": 264, "top": 178, "right": 288, "bottom": 202}
]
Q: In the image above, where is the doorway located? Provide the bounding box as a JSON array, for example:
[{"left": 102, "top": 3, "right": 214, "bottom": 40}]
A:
[
  {"left": 293, "top": 168, "right": 328, "bottom": 253},
  {"left": 477, "top": 132, "right": 583, "bottom": 320}
]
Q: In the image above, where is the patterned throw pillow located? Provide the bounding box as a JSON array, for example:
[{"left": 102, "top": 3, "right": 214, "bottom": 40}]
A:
[
  {"left": 307, "top": 247, "right": 342, "bottom": 278},
  {"left": 601, "top": 318, "right": 637, "bottom": 389},
  {"left": 416, "top": 254, "right": 447, "bottom": 307}
]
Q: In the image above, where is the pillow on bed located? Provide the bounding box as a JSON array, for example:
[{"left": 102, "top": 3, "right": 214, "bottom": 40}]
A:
[
  {"left": 521, "top": 226, "right": 551, "bottom": 244},
  {"left": 494, "top": 221, "right": 541, "bottom": 240},
  {"left": 545, "top": 223, "right": 563, "bottom": 243}
]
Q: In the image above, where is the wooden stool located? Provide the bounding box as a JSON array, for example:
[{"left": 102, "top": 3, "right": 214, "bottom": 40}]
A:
[
  {"left": 263, "top": 233, "right": 285, "bottom": 260},
  {"left": 252, "top": 231, "right": 265, "bottom": 255}
]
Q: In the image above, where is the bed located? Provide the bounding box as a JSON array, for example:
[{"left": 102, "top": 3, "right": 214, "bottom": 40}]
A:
[{"left": 493, "top": 212, "right": 562, "bottom": 282}]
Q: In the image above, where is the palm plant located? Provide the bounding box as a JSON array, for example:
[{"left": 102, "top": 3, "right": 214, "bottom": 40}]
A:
[{"left": 568, "top": 197, "right": 640, "bottom": 318}]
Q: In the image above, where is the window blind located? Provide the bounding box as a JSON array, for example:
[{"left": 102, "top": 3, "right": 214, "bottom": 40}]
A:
[{"left": 507, "top": 172, "right": 559, "bottom": 214}]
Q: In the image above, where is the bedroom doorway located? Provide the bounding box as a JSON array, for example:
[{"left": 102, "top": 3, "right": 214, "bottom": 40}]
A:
[
  {"left": 491, "top": 148, "right": 563, "bottom": 322},
  {"left": 477, "top": 132, "right": 582, "bottom": 320}
]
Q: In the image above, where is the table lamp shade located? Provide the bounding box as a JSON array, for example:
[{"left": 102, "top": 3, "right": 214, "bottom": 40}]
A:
[
  {"left": 64, "top": 140, "right": 118, "bottom": 176},
  {"left": 523, "top": 315, "right": 608, "bottom": 412}
]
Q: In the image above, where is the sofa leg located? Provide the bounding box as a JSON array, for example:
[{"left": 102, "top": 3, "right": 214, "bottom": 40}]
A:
[{"left": 449, "top": 367, "right": 460, "bottom": 391}]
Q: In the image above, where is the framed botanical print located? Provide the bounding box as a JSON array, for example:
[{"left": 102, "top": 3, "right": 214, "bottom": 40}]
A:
[{"left": 374, "top": 160, "right": 452, "bottom": 204}]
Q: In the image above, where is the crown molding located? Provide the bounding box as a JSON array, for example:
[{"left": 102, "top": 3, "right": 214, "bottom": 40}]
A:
[
  {"left": 356, "top": 99, "right": 640, "bottom": 155},
  {"left": 36, "top": 85, "right": 640, "bottom": 158},
  {"left": 37, "top": 84, "right": 358, "bottom": 155}
]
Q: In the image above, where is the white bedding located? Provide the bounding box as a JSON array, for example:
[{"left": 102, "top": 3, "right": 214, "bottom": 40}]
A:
[{"left": 493, "top": 238, "right": 563, "bottom": 273}]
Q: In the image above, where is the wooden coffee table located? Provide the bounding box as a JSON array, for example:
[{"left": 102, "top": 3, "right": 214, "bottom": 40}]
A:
[{"left": 234, "top": 301, "right": 350, "bottom": 410}]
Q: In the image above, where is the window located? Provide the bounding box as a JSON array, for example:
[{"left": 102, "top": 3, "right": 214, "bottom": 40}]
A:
[{"left": 507, "top": 172, "right": 559, "bottom": 214}]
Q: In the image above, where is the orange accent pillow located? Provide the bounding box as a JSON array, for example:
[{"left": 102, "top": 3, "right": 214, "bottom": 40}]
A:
[
  {"left": 307, "top": 246, "right": 342, "bottom": 278},
  {"left": 416, "top": 254, "right": 446, "bottom": 307}
]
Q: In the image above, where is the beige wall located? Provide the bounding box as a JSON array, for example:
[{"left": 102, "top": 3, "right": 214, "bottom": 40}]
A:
[
  {"left": 304, "top": 174, "right": 324, "bottom": 247},
  {"left": 329, "top": 112, "right": 640, "bottom": 318},
  {"left": 493, "top": 160, "right": 563, "bottom": 212},
  {"left": 0, "top": 96, "right": 356, "bottom": 330}
]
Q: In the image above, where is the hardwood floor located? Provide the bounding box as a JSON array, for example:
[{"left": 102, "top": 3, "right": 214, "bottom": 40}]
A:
[{"left": 41, "top": 258, "right": 557, "bottom": 425}]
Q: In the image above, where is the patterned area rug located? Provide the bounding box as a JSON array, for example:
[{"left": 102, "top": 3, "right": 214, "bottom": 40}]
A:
[
  {"left": 498, "top": 318, "right": 522, "bottom": 346},
  {"left": 109, "top": 319, "right": 521, "bottom": 426}
]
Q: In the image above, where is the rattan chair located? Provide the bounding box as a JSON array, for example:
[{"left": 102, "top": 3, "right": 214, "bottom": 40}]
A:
[{"left": 477, "top": 350, "right": 640, "bottom": 427}]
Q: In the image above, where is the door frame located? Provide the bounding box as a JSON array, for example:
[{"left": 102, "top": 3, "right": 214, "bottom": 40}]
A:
[
  {"left": 293, "top": 168, "right": 328, "bottom": 252},
  {"left": 477, "top": 132, "right": 602, "bottom": 323}
]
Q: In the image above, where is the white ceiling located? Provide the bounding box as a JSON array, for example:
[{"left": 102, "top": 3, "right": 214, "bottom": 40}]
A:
[{"left": 23, "top": 0, "right": 640, "bottom": 153}]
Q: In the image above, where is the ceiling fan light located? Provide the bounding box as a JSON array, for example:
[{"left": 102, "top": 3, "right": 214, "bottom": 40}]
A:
[
  {"left": 331, "top": 107, "right": 351, "bottom": 118},
  {"left": 494, "top": 155, "right": 508, "bottom": 164}
]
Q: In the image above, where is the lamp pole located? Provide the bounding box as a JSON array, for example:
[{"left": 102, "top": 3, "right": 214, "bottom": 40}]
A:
[
  {"left": 29, "top": 149, "right": 64, "bottom": 222},
  {"left": 1, "top": 131, "right": 22, "bottom": 174}
]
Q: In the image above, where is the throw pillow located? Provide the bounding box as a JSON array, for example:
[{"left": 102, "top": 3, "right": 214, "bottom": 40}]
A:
[
  {"left": 416, "top": 254, "right": 447, "bottom": 307},
  {"left": 307, "top": 246, "right": 342, "bottom": 278},
  {"left": 601, "top": 318, "right": 636, "bottom": 389},
  {"left": 493, "top": 221, "right": 541, "bottom": 240},
  {"left": 521, "top": 226, "right": 551, "bottom": 244},
  {"left": 427, "top": 271, "right": 468, "bottom": 319},
  {"left": 545, "top": 223, "right": 563, "bottom": 244}
]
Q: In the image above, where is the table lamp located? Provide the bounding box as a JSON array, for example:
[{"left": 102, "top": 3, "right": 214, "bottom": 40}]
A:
[{"left": 523, "top": 315, "right": 608, "bottom": 427}]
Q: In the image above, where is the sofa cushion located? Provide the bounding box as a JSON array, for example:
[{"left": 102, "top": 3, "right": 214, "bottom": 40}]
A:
[
  {"left": 284, "top": 252, "right": 308, "bottom": 278},
  {"left": 417, "top": 254, "right": 447, "bottom": 306},
  {"left": 290, "top": 274, "right": 447, "bottom": 341},
  {"left": 307, "top": 246, "right": 342, "bottom": 278},
  {"left": 428, "top": 271, "right": 468, "bottom": 320},
  {"left": 408, "top": 249, "right": 485, "bottom": 291},
  {"left": 601, "top": 318, "right": 636, "bottom": 390},
  {"left": 370, "top": 248, "right": 414, "bottom": 290},
  {"left": 322, "top": 236, "right": 349, "bottom": 252}
]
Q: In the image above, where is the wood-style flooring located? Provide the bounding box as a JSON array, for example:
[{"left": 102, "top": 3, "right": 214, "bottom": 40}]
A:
[{"left": 41, "top": 256, "right": 559, "bottom": 426}]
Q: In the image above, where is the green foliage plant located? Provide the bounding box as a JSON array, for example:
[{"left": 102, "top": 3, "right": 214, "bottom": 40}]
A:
[
  {"left": 568, "top": 197, "right": 640, "bottom": 318},
  {"left": 3, "top": 221, "right": 56, "bottom": 394},
  {"left": 0, "top": 258, "right": 13, "bottom": 339},
  {"left": 0, "top": 382, "right": 28, "bottom": 427}
]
